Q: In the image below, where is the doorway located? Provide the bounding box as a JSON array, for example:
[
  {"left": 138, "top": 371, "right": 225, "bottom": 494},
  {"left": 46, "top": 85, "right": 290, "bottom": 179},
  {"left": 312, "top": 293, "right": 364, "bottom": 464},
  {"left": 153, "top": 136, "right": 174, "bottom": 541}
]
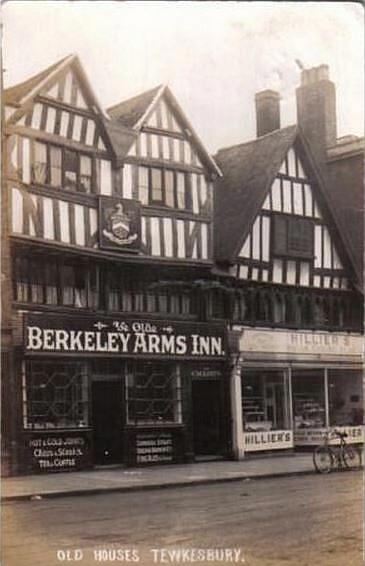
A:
[
  {"left": 192, "top": 379, "right": 225, "bottom": 456},
  {"left": 92, "top": 380, "right": 123, "bottom": 465}
]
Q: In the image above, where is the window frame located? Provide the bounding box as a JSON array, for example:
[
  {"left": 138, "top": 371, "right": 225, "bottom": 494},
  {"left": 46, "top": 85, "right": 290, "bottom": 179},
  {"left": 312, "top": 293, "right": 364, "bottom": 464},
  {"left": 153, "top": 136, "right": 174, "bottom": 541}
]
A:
[
  {"left": 13, "top": 256, "right": 100, "bottom": 310},
  {"left": 30, "top": 140, "right": 96, "bottom": 194},
  {"left": 272, "top": 214, "right": 314, "bottom": 259},
  {"left": 125, "top": 362, "right": 183, "bottom": 426},
  {"left": 139, "top": 165, "right": 191, "bottom": 210},
  {"left": 22, "top": 361, "right": 89, "bottom": 430}
]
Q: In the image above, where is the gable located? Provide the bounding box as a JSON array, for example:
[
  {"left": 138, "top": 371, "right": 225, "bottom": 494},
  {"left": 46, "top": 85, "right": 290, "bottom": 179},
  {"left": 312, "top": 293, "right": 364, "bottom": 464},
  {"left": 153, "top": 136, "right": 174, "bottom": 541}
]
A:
[
  {"left": 12, "top": 99, "right": 107, "bottom": 151},
  {"left": 5, "top": 57, "right": 110, "bottom": 153},
  {"left": 145, "top": 97, "right": 182, "bottom": 133},
  {"left": 40, "top": 68, "right": 89, "bottom": 109},
  {"left": 236, "top": 144, "right": 349, "bottom": 290}
]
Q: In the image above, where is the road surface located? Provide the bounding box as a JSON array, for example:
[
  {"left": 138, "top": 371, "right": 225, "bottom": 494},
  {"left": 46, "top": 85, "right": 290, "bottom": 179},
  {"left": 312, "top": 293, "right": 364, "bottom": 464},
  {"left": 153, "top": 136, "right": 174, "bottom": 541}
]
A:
[{"left": 2, "top": 472, "right": 362, "bottom": 566}]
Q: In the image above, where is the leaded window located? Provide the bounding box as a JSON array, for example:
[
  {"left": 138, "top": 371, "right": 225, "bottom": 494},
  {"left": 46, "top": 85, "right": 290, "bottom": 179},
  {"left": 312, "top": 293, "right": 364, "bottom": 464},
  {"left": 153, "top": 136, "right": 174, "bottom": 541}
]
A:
[
  {"left": 33, "top": 142, "right": 47, "bottom": 184},
  {"left": 126, "top": 362, "right": 182, "bottom": 425},
  {"left": 23, "top": 361, "right": 89, "bottom": 429},
  {"left": 31, "top": 140, "right": 95, "bottom": 194},
  {"left": 13, "top": 256, "right": 99, "bottom": 309}
]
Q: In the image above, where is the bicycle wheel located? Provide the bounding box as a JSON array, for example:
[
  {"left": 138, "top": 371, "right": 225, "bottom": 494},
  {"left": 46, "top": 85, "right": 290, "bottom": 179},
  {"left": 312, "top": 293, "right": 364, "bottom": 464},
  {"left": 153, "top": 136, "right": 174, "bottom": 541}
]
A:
[
  {"left": 313, "top": 446, "right": 334, "bottom": 473},
  {"left": 343, "top": 444, "right": 362, "bottom": 470}
]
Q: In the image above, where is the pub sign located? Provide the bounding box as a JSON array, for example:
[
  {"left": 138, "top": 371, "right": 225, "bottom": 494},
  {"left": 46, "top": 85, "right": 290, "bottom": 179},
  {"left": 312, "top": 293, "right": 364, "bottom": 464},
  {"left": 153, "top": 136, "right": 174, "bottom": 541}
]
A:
[
  {"left": 25, "top": 314, "right": 227, "bottom": 359},
  {"left": 99, "top": 196, "right": 141, "bottom": 252}
]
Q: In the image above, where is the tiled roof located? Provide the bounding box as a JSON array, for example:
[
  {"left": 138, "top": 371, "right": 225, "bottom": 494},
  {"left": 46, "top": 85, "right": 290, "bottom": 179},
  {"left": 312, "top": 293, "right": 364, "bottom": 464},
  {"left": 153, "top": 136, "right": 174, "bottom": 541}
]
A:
[
  {"left": 108, "top": 85, "right": 162, "bottom": 128},
  {"left": 3, "top": 55, "right": 71, "bottom": 106},
  {"left": 102, "top": 119, "right": 137, "bottom": 160},
  {"left": 214, "top": 125, "right": 297, "bottom": 261}
]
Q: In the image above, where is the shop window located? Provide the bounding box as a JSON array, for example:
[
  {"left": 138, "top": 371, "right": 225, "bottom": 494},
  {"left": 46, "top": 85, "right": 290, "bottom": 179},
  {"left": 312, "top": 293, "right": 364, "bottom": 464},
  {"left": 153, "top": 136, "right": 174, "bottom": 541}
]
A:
[
  {"left": 241, "top": 370, "right": 290, "bottom": 431},
  {"left": 292, "top": 371, "right": 326, "bottom": 429},
  {"left": 126, "top": 362, "right": 182, "bottom": 425},
  {"left": 273, "top": 215, "right": 314, "bottom": 258},
  {"left": 23, "top": 361, "right": 89, "bottom": 429},
  {"left": 328, "top": 370, "right": 363, "bottom": 427}
]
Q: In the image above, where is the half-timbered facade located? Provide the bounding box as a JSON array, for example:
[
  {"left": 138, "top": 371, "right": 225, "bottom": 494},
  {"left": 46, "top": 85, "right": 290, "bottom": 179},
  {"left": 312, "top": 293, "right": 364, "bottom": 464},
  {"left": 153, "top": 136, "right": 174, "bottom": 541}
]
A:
[
  {"left": 2, "top": 56, "right": 230, "bottom": 476},
  {"left": 214, "top": 78, "right": 363, "bottom": 457}
]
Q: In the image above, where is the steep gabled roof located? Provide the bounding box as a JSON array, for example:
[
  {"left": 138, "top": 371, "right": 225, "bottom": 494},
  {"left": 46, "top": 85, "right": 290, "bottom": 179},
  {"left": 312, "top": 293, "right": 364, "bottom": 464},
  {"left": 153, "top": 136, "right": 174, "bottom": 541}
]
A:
[
  {"left": 108, "top": 85, "right": 163, "bottom": 128},
  {"left": 3, "top": 55, "right": 71, "bottom": 106},
  {"left": 4, "top": 54, "right": 108, "bottom": 121},
  {"left": 108, "top": 84, "right": 221, "bottom": 176},
  {"left": 214, "top": 125, "right": 361, "bottom": 289},
  {"left": 214, "top": 125, "right": 297, "bottom": 261}
]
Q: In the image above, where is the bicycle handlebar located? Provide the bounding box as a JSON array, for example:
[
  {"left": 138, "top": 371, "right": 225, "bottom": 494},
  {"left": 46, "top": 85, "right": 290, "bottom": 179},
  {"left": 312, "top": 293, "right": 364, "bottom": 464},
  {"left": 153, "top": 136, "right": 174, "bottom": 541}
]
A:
[{"left": 329, "top": 429, "right": 348, "bottom": 439}]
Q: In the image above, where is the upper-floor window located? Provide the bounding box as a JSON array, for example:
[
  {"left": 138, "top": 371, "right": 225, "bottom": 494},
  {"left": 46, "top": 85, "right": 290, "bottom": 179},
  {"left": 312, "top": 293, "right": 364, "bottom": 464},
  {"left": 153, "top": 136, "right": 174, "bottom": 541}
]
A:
[
  {"left": 273, "top": 215, "right": 314, "bottom": 258},
  {"left": 13, "top": 256, "right": 99, "bottom": 309},
  {"left": 138, "top": 166, "right": 190, "bottom": 210},
  {"left": 32, "top": 141, "right": 94, "bottom": 194}
]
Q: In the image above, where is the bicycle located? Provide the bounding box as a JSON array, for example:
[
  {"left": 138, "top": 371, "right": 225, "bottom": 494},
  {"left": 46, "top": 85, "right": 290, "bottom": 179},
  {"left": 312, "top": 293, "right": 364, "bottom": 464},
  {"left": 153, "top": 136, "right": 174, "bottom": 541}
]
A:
[{"left": 313, "top": 429, "right": 362, "bottom": 473}]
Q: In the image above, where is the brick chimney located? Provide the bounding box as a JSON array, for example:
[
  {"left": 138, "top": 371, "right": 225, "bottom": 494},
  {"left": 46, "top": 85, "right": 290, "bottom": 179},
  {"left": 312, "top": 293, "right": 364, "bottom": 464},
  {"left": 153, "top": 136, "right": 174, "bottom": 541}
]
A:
[
  {"left": 296, "top": 64, "right": 337, "bottom": 158},
  {"left": 255, "top": 90, "right": 281, "bottom": 137}
]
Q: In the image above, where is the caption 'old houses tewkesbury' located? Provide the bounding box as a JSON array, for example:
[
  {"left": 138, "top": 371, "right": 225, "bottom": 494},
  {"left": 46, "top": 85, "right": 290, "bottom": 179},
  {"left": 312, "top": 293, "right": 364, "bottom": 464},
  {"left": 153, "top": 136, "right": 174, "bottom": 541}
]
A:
[{"left": 1, "top": 56, "right": 363, "bottom": 475}]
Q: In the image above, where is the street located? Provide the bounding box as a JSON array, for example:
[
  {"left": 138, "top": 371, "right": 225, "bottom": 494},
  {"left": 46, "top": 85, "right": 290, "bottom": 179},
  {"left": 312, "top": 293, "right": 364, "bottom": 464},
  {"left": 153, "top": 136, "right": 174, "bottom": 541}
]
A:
[{"left": 1, "top": 472, "right": 362, "bottom": 566}]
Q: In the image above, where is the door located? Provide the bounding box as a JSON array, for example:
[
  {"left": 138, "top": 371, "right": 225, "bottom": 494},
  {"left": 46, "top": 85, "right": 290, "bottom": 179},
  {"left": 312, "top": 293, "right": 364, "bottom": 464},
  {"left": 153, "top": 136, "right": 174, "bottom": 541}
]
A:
[
  {"left": 192, "top": 379, "right": 224, "bottom": 455},
  {"left": 92, "top": 381, "right": 123, "bottom": 465}
]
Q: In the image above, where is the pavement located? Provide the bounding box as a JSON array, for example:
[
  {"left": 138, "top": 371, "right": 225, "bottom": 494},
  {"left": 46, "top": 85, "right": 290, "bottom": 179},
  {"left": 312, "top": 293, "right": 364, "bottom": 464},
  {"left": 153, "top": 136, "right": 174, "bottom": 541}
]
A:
[{"left": 1, "top": 452, "right": 319, "bottom": 501}]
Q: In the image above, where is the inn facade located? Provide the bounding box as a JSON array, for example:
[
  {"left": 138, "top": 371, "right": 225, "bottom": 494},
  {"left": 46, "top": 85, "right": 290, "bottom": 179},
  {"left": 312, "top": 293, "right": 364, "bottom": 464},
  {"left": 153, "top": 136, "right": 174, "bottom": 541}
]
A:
[{"left": 2, "top": 55, "right": 231, "bottom": 475}]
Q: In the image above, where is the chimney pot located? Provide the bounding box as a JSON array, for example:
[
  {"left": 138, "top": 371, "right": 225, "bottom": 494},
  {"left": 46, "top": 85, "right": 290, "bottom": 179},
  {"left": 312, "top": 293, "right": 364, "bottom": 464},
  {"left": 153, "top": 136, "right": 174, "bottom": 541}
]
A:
[{"left": 255, "top": 89, "right": 281, "bottom": 137}]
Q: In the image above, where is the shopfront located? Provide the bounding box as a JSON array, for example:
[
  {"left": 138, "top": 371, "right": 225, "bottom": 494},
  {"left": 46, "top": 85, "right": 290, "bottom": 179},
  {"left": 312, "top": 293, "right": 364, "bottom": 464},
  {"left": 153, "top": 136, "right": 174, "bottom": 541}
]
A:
[
  {"left": 18, "top": 313, "right": 229, "bottom": 473},
  {"left": 230, "top": 327, "right": 364, "bottom": 457}
]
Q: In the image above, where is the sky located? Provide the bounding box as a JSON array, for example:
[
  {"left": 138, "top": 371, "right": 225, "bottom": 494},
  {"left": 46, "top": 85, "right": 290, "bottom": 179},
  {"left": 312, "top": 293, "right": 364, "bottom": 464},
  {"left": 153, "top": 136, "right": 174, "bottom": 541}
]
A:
[{"left": 2, "top": 1, "right": 364, "bottom": 153}]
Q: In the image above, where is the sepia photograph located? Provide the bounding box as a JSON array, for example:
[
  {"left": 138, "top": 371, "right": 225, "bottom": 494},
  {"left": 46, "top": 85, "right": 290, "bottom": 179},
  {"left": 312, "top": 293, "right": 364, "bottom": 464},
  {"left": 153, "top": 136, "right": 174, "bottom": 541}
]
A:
[{"left": 1, "top": 2, "right": 363, "bottom": 565}]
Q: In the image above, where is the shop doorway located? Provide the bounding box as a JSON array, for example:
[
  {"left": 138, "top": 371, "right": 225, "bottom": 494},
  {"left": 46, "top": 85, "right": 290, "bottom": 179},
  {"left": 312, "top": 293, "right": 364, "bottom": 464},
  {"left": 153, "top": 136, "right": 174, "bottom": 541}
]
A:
[
  {"left": 192, "top": 379, "right": 225, "bottom": 456},
  {"left": 92, "top": 380, "right": 123, "bottom": 465}
]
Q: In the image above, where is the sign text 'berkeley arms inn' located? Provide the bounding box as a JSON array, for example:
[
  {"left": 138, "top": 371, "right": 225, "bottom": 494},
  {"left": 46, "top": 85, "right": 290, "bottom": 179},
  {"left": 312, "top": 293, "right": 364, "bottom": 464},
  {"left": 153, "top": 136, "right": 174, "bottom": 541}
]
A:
[{"left": 25, "top": 315, "right": 226, "bottom": 358}]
